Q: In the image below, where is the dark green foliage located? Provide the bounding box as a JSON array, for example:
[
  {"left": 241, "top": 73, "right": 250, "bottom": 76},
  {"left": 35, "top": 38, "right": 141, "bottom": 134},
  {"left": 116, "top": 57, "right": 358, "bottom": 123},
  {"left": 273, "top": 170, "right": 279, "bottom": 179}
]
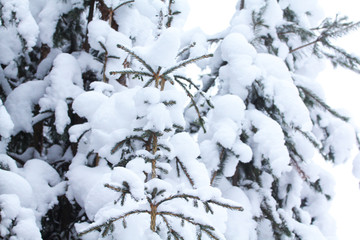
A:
[
  {"left": 53, "top": 7, "right": 86, "bottom": 51},
  {"left": 7, "top": 131, "right": 33, "bottom": 155},
  {"left": 41, "top": 196, "right": 84, "bottom": 240}
]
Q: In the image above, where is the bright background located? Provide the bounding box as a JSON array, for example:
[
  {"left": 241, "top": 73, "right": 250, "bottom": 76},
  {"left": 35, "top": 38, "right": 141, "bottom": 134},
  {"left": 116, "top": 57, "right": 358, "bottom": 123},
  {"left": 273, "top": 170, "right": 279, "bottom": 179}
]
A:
[{"left": 185, "top": 0, "right": 360, "bottom": 239}]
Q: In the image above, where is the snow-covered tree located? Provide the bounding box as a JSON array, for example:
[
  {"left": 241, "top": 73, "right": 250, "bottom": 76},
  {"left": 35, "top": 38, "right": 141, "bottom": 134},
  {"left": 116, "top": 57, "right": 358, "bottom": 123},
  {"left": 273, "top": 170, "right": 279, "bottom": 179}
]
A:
[
  {"left": 195, "top": 0, "right": 360, "bottom": 239},
  {"left": 1, "top": 0, "right": 360, "bottom": 239}
]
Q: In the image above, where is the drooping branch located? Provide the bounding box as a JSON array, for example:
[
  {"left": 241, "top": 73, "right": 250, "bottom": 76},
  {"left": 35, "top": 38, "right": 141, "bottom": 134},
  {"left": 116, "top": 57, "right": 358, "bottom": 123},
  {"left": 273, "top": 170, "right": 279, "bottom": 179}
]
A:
[
  {"left": 113, "top": 0, "right": 135, "bottom": 12},
  {"left": 117, "top": 44, "right": 155, "bottom": 74},
  {"left": 160, "top": 215, "right": 182, "bottom": 240},
  {"left": 158, "top": 211, "right": 220, "bottom": 240},
  {"left": 174, "top": 78, "right": 206, "bottom": 132},
  {"left": 78, "top": 210, "right": 150, "bottom": 236},
  {"left": 99, "top": 41, "right": 109, "bottom": 83},
  {"left": 175, "top": 157, "right": 195, "bottom": 187},
  {"left": 210, "top": 147, "right": 226, "bottom": 185},
  {"left": 298, "top": 86, "right": 350, "bottom": 121}
]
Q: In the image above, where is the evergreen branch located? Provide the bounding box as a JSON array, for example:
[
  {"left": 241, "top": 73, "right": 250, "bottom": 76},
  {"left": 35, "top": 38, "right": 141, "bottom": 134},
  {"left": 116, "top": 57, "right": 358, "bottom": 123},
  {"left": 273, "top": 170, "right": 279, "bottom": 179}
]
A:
[
  {"left": 210, "top": 147, "right": 226, "bottom": 185},
  {"left": 111, "top": 139, "right": 128, "bottom": 154},
  {"left": 104, "top": 183, "right": 128, "bottom": 193},
  {"left": 111, "top": 136, "right": 146, "bottom": 154},
  {"left": 207, "top": 199, "right": 243, "bottom": 211},
  {"left": 294, "top": 127, "right": 321, "bottom": 149},
  {"left": 174, "top": 78, "right": 206, "bottom": 132},
  {"left": 158, "top": 211, "right": 220, "bottom": 240},
  {"left": 162, "top": 54, "right": 213, "bottom": 76},
  {"left": 104, "top": 183, "right": 142, "bottom": 202},
  {"left": 110, "top": 70, "right": 153, "bottom": 77},
  {"left": 175, "top": 75, "right": 214, "bottom": 108},
  {"left": 160, "top": 215, "right": 184, "bottom": 240},
  {"left": 175, "top": 157, "right": 195, "bottom": 187},
  {"left": 298, "top": 86, "right": 350, "bottom": 121},
  {"left": 163, "top": 75, "right": 175, "bottom": 85},
  {"left": 156, "top": 193, "right": 200, "bottom": 206},
  {"left": 76, "top": 128, "right": 91, "bottom": 143},
  {"left": 177, "top": 42, "right": 196, "bottom": 57},
  {"left": 117, "top": 44, "right": 155, "bottom": 74},
  {"left": 286, "top": 139, "right": 311, "bottom": 180},
  {"left": 99, "top": 41, "right": 109, "bottom": 83},
  {"left": 322, "top": 51, "right": 360, "bottom": 74},
  {"left": 207, "top": 38, "right": 223, "bottom": 43},
  {"left": 200, "top": 226, "right": 221, "bottom": 240},
  {"left": 322, "top": 21, "right": 360, "bottom": 39},
  {"left": 113, "top": 0, "right": 135, "bottom": 11},
  {"left": 321, "top": 42, "right": 360, "bottom": 73},
  {"left": 356, "top": 133, "right": 360, "bottom": 150},
  {"left": 108, "top": 55, "right": 120, "bottom": 59},
  {"left": 290, "top": 157, "right": 308, "bottom": 180},
  {"left": 144, "top": 77, "right": 156, "bottom": 87},
  {"left": 156, "top": 193, "right": 243, "bottom": 211},
  {"left": 277, "top": 24, "right": 315, "bottom": 42},
  {"left": 78, "top": 210, "right": 150, "bottom": 236},
  {"left": 289, "top": 38, "right": 320, "bottom": 53},
  {"left": 174, "top": 75, "right": 200, "bottom": 91}
]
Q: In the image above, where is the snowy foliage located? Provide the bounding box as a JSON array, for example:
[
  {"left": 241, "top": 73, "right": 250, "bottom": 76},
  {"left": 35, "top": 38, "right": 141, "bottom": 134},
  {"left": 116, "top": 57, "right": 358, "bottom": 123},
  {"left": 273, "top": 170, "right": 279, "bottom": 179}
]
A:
[{"left": 1, "top": 0, "right": 360, "bottom": 239}]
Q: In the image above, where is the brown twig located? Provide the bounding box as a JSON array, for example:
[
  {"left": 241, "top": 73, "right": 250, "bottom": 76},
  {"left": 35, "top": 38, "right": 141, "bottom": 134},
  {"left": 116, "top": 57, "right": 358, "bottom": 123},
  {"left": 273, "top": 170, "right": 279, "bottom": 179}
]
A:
[{"left": 289, "top": 38, "right": 320, "bottom": 53}]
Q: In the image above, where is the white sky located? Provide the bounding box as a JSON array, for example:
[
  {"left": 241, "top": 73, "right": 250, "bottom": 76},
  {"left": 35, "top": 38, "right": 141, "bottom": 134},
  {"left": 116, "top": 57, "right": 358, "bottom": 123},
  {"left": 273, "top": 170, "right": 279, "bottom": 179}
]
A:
[{"left": 185, "top": 0, "right": 360, "bottom": 239}]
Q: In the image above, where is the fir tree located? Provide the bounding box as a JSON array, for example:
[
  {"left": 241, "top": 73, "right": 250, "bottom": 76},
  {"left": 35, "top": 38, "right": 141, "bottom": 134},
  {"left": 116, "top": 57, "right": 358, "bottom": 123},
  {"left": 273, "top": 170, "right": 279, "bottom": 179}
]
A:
[
  {"left": 195, "top": 0, "right": 360, "bottom": 239},
  {"left": 0, "top": 0, "right": 359, "bottom": 240}
]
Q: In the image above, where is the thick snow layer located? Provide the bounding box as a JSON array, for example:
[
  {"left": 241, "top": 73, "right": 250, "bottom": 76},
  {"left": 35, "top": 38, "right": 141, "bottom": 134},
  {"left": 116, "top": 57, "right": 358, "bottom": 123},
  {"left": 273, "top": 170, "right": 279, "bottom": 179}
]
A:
[
  {"left": 37, "top": 0, "right": 71, "bottom": 47},
  {"left": 0, "top": 157, "right": 65, "bottom": 236},
  {"left": 111, "top": 167, "right": 145, "bottom": 200},
  {"left": 221, "top": 33, "right": 257, "bottom": 61},
  {"left": 0, "top": 194, "right": 41, "bottom": 240},
  {"left": 67, "top": 164, "right": 111, "bottom": 208},
  {"left": 170, "top": 132, "right": 210, "bottom": 187},
  {"left": 219, "top": 179, "right": 257, "bottom": 240},
  {"left": 88, "top": 19, "right": 131, "bottom": 56},
  {"left": 39, "top": 53, "right": 84, "bottom": 134},
  {"left": 114, "top": 5, "right": 154, "bottom": 46},
  {"left": 0, "top": 169, "right": 35, "bottom": 209},
  {"left": 263, "top": 0, "right": 283, "bottom": 29},
  {"left": 84, "top": 173, "right": 120, "bottom": 220},
  {"left": 36, "top": 48, "right": 62, "bottom": 79},
  {"left": 5, "top": 80, "right": 47, "bottom": 134},
  {"left": 322, "top": 119, "right": 356, "bottom": 164},
  {"left": 255, "top": 53, "right": 313, "bottom": 131},
  {"left": 20, "top": 160, "right": 66, "bottom": 216},
  {"left": 0, "top": 100, "right": 14, "bottom": 138},
  {"left": 0, "top": 154, "right": 18, "bottom": 172},
  {"left": 0, "top": 27, "right": 22, "bottom": 65},
  {"left": 134, "top": 27, "right": 181, "bottom": 68},
  {"left": 1, "top": 0, "right": 39, "bottom": 50},
  {"left": 199, "top": 94, "right": 252, "bottom": 175},
  {"left": 246, "top": 110, "right": 291, "bottom": 176},
  {"left": 72, "top": 91, "right": 108, "bottom": 121},
  {"left": 219, "top": 33, "right": 261, "bottom": 99}
]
